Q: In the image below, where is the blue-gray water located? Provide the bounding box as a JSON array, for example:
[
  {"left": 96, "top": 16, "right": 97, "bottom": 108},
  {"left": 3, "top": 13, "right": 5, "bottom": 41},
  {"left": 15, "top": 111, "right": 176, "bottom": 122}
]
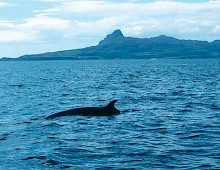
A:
[{"left": 0, "top": 59, "right": 220, "bottom": 169}]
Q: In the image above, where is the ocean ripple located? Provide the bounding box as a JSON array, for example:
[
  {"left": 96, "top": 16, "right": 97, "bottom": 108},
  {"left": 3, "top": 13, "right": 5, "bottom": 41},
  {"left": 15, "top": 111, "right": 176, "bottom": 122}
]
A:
[{"left": 0, "top": 59, "right": 220, "bottom": 169}]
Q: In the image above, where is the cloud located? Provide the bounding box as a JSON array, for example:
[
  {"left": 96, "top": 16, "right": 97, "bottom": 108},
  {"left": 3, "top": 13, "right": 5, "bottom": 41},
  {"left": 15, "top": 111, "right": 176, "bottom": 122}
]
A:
[
  {"left": 1, "top": 0, "right": 220, "bottom": 45},
  {"left": 32, "top": 0, "right": 220, "bottom": 41},
  {"left": 0, "top": 20, "right": 14, "bottom": 28},
  {"left": 18, "top": 15, "right": 70, "bottom": 30},
  {"left": 213, "top": 25, "right": 220, "bottom": 33},
  {"left": 0, "top": 15, "right": 71, "bottom": 43},
  {"left": 0, "top": 19, "right": 38, "bottom": 43},
  {"left": 0, "top": 1, "right": 12, "bottom": 7},
  {"left": 0, "top": 30, "right": 36, "bottom": 43},
  {"left": 38, "top": 0, "right": 220, "bottom": 17}
]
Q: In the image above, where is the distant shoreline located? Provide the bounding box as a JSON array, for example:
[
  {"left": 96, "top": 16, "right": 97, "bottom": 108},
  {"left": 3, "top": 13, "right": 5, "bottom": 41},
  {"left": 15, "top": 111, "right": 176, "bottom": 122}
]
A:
[
  {"left": 1, "top": 29, "right": 220, "bottom": 61},
  {"left": 2, "top": 58, "right": 220, "bottom": 62}
]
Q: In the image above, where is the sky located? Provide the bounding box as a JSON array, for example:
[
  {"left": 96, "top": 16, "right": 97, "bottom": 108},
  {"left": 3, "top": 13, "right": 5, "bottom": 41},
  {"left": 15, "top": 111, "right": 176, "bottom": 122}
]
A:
[{"left": 0, "top": 0, "right": 220, "bottom": 58}]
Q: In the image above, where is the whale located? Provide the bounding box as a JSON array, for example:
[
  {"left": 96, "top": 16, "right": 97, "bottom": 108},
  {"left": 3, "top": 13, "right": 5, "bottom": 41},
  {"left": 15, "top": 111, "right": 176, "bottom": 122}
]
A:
[{"left": 45, "top": 100, "right": 120, "bottom": 119}]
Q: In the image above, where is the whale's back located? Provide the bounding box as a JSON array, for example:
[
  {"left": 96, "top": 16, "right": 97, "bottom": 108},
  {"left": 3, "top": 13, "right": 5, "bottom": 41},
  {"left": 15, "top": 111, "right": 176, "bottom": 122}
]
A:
[
  {"left": 46, "top": 107, "right": 105, "bottom": 119},
  {"left": 45, "top": 100, "right": 120, "bottom": 119}
]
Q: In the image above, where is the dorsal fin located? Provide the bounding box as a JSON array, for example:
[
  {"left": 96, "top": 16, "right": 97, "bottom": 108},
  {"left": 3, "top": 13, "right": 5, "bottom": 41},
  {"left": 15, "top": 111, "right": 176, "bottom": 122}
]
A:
[{"left": 106, "top": 100, "right": 118, "bottom": 108}]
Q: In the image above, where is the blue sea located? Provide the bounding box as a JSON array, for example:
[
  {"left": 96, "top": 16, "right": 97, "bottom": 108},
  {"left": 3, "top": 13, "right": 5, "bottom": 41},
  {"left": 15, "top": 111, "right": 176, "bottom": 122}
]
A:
[{"left": 0, "top": 59, "right": 220, "bottom": 169}]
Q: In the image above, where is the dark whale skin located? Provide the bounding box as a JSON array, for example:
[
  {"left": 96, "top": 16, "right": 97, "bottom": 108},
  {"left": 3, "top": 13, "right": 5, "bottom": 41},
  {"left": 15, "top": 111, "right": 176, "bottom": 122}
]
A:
[{"left": 46, "top": 100, "right": 120, "bottom": 119}]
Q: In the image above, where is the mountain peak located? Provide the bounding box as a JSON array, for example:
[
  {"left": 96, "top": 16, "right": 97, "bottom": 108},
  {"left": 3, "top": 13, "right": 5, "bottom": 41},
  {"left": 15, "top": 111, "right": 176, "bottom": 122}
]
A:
[
  {"left": 98, "top": 29, "right": 124, "bottom": 46},
  {"left": 105, "top": 29, "right": 124, "bottom": 40},
  {"left": 110, "top": 29, "right": 124, "bottom": 37}
]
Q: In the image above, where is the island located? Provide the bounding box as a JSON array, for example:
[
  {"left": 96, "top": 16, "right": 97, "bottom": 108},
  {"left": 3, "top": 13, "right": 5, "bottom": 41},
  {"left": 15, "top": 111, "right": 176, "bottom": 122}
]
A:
[{"left": 1, "top": 29, "right": 220, "bottom": 61}]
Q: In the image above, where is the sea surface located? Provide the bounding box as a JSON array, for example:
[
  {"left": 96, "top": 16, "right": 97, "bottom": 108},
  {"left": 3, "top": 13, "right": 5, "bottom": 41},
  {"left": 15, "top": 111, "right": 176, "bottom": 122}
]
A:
[{"left": 0, "top": 59, "right": 220, "bottom": 169}]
